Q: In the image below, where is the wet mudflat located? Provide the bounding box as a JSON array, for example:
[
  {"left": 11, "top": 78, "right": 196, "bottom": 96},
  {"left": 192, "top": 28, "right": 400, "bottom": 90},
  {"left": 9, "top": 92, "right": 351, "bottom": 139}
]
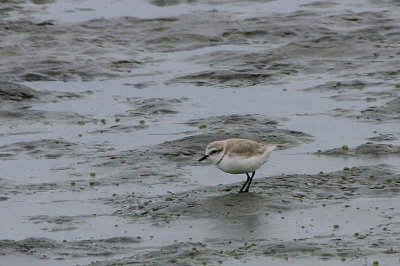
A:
[{"left": 1, "top": 0, "right": 400, "bottom": 265}]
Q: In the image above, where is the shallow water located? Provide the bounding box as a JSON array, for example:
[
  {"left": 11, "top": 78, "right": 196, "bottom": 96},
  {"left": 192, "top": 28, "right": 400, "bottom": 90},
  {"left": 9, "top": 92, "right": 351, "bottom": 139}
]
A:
[{"left": 1, "top": 0, "right": 400, "bottom": 265}]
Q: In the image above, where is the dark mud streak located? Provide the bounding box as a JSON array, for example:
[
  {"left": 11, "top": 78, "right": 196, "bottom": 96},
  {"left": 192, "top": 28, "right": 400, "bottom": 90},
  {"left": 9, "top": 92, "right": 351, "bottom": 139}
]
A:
[
  {"left": 0, "top": 81, "right": 80, "bottom": 104},
  {"left": 0, "top": 0, "right": 24, "bottom": 20},
  {"left": 0, "top": 139, "right": 113, "bottom": 160},
  {"left": 126, "top": 97, "right": 187, "bottom": 118},
  {"left": 329, "top": 96, "right": 400, "bottom": 122},
  {"left": 0, "top": 81, "right": 90, "bottom": 126},
  {"left": 0, "top": 237, "right": 142, "bottom": 259},
  {"left": 317, "top": 142, "right": 400, "bottom": 156},
  {"left": 367, "top": 132, "right": 399, "bottom": 142},
  {"left": 303, "top": 80, "right": 388, "bottom": 98}
]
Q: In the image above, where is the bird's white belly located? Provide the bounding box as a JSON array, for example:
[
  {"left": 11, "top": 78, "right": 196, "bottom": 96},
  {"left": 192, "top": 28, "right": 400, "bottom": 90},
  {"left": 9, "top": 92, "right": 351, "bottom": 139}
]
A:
[{"left": 217, "top": 154, "right": 268, "bottom": 174}]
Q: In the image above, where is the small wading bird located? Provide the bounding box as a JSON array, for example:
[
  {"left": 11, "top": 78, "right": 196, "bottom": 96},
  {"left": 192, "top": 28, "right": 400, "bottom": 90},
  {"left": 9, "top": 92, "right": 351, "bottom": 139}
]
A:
[{"left": 198, "top": 138, "right": 286, "bottom": 193}]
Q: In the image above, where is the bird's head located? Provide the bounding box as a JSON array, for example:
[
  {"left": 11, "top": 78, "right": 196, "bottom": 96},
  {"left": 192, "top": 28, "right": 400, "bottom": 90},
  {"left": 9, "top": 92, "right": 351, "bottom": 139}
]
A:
[{"left": 198, "top": 141, "right": 224, "bottom": 164}]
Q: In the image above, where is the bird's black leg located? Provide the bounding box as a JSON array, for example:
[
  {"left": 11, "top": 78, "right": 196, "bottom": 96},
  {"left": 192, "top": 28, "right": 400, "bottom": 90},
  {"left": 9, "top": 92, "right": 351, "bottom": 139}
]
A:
[
  {"left": 239, "top": 173, "right": 251, "bottom": 193},
  {"left": 244, "top": 172, "right": 256, "bottom": 192}
]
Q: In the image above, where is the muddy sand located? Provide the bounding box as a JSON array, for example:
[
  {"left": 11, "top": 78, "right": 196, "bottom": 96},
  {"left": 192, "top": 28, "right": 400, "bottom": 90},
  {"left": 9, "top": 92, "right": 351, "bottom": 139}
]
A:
[{"left": 1, "top": 0, "right": 400, "bottom": 265}]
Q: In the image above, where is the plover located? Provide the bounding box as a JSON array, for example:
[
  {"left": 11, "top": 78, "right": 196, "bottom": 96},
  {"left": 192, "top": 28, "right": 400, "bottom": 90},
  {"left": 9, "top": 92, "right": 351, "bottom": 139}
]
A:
[{"left": 198, "top": 138, "right": 285, "bottom": 193}]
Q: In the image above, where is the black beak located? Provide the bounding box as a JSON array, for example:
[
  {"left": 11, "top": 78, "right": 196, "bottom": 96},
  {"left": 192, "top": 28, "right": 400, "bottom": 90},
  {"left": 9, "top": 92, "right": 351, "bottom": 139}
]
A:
[{"left": 198, "top": 154, "right": 208, "bottom": 162}]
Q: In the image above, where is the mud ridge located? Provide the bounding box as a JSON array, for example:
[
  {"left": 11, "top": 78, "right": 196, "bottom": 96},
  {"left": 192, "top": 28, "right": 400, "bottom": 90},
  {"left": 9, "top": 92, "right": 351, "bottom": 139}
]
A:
[{"left": 317, "top": 142, "right": 400, "bottom": 156}]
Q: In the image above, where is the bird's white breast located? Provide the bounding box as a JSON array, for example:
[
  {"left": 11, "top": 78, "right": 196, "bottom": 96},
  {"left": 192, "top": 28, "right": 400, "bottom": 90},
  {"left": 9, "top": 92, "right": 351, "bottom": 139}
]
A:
[{"left": 216, "top": 149, "right": 273, "bottom": 174}]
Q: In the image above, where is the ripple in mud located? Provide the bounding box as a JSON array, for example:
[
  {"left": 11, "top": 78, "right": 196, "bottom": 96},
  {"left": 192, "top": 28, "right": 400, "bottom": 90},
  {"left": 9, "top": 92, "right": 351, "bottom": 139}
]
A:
[
  {"left": 0, "top": 81, "right": 42, "bottom": 102},
  {"left": 28, "top": 214, "right": 89, "bottom": 232},
  {"left": 0, "top": 238, "right": 60, "bottom": 254},
  {"left": 0, "top": 82, "right": 91, "bottom": 126},
  {"left": 0, "top": 139, "right": 113, "bottom": 160},
  {"left": 127, "top": 97, "right": 187, "bottom": 117},
  {"left": 367, "top": 132, "right": 399, "bottom": 142},
  {"left": 0, "top": 236, "right": 142, "bottom": 259},
  {"left": 317, "top": 142, "right": 400, "bottom": 156},
  {"left": 149, "top": 0, "right": 261, "bottom": 6},
  {"left": 171, "top": 70, "right": 275, "bottom": 87},
  {"left": 304, "top": 80, "right": 399, "bottom": 102},
  {"left": 107, "top": 164, "right": 400, "bottom": 222},
  {"left": 91, "top": 241, "right": 216, "bottom": 266},
  {"left": 0, "top": 109, "right": 93, "bottom": 126},
  {"left": 88, "top": 124, "right": 149, "bottom": 135},
  {"left": 330, "top": 96, "right": 400, "bottom": 122},
  {"left": 304, "top": 80, "right": 381, "bottom": 93},
  {"left": 0, "top": 81, "right": 80, "bottom": 103},
  {"left": 301, "top": 1, "right": 338, "bottom": 8},
  {"left": 330, "top": 89, "right": 398, "bottom": 102},
  {"left": 0, "top": 0, "right": 24, "bottom": 20}
]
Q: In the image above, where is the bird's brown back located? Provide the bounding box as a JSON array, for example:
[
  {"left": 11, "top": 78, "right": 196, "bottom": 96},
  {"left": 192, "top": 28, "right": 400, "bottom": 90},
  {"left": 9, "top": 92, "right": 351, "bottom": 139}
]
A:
[{"left": 225, "top": 139, "right": 268, "bottom": 158}]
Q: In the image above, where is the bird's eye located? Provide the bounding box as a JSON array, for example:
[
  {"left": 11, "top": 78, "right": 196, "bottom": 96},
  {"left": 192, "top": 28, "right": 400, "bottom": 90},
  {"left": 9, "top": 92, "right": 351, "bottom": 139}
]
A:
[{"left": 209, "top": 150, "right": 220, "bottom": 155}]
